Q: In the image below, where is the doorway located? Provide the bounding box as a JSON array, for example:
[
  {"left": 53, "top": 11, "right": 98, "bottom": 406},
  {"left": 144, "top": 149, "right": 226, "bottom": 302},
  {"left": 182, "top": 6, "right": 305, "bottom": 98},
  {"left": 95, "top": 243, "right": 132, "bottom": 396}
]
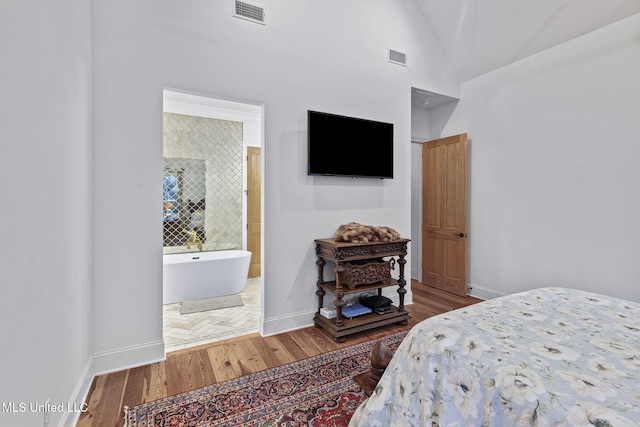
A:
[
  {"left": 410, "top": 88, "right": 460, "bottom": 281},
  {"left": 161, "top": 89, "right": 264, "bottom": 352}
]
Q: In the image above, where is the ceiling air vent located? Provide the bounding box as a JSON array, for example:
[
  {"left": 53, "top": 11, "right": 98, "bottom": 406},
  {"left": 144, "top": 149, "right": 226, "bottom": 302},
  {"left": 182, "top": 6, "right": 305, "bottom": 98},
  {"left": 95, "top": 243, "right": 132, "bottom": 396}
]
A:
[
  {"left": 234, "top": 0, "right": 266, "bottom": 25},
  {"left": 388, "top": 49, "right": 407, "bottom": 66}
]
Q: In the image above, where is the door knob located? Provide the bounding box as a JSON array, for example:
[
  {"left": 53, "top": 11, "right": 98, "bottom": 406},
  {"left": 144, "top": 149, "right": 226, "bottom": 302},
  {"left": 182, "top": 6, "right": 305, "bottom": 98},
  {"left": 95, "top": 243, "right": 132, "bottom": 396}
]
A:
[{"left": 455, "top": 232, "right": 466, "bottom": 238}]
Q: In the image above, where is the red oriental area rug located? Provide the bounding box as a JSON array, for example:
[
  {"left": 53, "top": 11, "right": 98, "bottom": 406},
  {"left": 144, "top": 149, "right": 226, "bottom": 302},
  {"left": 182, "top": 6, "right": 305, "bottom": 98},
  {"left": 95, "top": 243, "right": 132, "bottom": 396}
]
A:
[{"left": 124, "top": 331, "right": 407, "bottom": 426}]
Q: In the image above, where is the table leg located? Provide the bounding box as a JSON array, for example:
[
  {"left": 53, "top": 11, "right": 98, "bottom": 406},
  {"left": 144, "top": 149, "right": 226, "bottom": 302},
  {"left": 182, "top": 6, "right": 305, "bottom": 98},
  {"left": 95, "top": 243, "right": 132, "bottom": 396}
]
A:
[
  {"left": 334, "top": 262, "right": 345, "bottom": 326},
  {"left": 315, "top": 256, "right": 326, "bottom": 314},
  {"left": 397, "top": 253, "right": 407, "bottom": 311}
]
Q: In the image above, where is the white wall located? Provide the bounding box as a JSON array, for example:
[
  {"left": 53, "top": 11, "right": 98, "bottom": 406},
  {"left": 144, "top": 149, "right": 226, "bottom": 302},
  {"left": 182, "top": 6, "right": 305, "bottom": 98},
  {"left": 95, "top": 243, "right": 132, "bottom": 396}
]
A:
[
  {"left": 435, "top": 13, "right": 640, "bottom": 302},
  {"left": 0, "top": 0, "right": 93, "bottom": 426},
  {"left": 411, "top": 106, "right": 431, "bottom": 143},
  {"left": 90, "top": 0, "right": 459, "bottom": 371},
  {"left": 163, "top": 91, "right": 262, "bottom": 148}
]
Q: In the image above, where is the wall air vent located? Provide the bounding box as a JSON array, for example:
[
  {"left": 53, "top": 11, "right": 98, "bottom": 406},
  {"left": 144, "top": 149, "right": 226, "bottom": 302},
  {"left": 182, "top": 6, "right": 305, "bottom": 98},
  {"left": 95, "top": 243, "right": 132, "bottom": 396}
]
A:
[
  {"left": 388, "top": 49, "right": 407, "bottom": 66},
  {"left": 234, "top": 0, "right": 266, "bottom": 25}
]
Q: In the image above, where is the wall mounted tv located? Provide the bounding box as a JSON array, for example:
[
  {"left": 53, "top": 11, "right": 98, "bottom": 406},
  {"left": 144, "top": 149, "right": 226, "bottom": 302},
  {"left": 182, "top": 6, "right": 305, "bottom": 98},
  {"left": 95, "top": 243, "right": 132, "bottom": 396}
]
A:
[{"left": 307, "top": 110, "right": 394, "bottom": 179}]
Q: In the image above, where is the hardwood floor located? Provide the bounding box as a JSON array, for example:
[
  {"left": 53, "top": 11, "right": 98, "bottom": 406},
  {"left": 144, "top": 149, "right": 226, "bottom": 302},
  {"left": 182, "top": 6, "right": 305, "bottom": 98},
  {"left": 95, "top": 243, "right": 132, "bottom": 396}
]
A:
[{"left": 77, "top": 281, "right": 482, "bottom": 426}]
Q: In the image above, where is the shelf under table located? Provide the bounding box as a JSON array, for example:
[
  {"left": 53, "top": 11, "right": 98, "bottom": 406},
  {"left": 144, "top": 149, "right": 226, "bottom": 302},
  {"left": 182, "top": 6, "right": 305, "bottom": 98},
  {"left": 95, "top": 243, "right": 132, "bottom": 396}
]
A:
[{"left": 314, "top": 305, "right": 410, "bottom": 342}]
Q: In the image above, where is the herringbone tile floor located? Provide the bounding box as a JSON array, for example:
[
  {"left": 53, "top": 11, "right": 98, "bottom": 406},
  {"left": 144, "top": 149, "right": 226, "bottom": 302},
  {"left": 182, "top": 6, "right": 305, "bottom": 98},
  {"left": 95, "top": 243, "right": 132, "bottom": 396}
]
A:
[{"left": 163, "top": 277, "right": 261, "bottom": 352}]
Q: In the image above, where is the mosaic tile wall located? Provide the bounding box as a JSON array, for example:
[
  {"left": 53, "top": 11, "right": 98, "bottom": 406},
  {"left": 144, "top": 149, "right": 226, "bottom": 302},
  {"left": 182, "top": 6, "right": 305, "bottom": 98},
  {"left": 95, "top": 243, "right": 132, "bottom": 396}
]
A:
[{"left": 163, "top": 112, "right": 243, "bottom": 252}]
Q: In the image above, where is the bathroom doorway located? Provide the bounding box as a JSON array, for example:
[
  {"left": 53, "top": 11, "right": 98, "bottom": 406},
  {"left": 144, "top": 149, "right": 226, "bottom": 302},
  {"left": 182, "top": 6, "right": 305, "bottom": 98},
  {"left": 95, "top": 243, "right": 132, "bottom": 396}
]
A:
[{"left": 161, "top": 89, "right": 264, "bottom": 352}]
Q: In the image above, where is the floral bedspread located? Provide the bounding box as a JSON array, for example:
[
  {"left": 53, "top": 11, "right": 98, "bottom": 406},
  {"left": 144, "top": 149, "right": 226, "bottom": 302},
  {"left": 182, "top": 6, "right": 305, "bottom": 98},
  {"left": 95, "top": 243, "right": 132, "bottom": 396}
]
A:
[{"left": 349, "top": 287, "right": 640, "bottom": 426}]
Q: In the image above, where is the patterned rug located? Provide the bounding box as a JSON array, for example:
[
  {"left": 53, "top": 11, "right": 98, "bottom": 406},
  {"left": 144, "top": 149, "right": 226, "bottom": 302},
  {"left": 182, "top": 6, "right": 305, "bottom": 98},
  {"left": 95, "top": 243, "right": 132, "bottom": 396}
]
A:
[{"left": 124, "top": 331, "right": 407, "bottom": 426}]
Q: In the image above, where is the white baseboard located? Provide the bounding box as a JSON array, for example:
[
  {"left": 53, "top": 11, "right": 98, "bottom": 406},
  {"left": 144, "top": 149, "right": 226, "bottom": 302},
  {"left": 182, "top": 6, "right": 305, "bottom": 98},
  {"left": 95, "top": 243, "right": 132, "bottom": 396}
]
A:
[
  {"left": 261, "top": 289, "right": 414, "bottom": 337},
  {"left": 57, "top": 356, "right": 94, "bottom": 427},
  {"left": 262, "top": 309, "right": 317, "bottom": 337},
  {"left": 384, "top": 290, "right": 413, "bottom": 307},
  {"left": 56, "top": 341, "right": 164, "bottom": 426},
  {"left": 91, "top": 340, "right": 166, "bottom": 376},
  {"left": 467, "top": 282, "right": 505, "bottom": 300}
]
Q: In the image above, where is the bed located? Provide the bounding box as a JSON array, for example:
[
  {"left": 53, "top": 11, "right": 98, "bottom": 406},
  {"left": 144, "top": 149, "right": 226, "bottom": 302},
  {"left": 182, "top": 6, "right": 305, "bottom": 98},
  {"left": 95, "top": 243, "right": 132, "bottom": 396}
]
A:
[{"left": 349, "top": 287, "right": 640, "bottom": 426}]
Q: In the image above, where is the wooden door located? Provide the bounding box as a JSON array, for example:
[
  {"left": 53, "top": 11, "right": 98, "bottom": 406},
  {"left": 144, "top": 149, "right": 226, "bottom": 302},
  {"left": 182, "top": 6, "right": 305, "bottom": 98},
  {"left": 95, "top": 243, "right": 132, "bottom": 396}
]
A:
[
  {"left": 422, "top": 134, "right": 468, "bottom": 296},
  {"left": 247, "top": 147, "right": 261, "bottom": 277}
]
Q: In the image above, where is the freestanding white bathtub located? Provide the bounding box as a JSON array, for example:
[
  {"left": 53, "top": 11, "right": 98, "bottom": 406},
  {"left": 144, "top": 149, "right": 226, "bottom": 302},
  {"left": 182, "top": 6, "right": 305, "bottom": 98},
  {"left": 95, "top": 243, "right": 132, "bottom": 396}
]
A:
[{"left": 163, "top": 250, "right": 251, "bottom": 304}]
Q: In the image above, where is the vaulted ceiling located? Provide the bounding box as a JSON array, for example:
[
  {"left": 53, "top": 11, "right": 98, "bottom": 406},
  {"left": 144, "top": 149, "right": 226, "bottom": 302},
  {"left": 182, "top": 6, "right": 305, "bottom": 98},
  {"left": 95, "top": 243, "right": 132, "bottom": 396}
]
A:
[{"left": 415, "top": 0, "right": 640, "bottom": 82}]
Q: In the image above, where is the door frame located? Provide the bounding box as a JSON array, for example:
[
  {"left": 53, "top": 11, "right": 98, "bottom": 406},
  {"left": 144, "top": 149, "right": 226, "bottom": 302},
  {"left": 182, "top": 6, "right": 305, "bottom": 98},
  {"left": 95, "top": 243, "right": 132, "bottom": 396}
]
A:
[
  {"left": 162, "top": 89, "right": 265, "bottom": 334},
  {"left": 411, "top": 140, "right": 425, "bottom": 282}
]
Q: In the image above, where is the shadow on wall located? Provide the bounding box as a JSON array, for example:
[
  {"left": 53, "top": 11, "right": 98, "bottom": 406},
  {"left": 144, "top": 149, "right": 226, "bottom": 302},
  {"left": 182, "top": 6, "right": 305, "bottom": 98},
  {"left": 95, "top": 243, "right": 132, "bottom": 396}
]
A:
[{"left": 429, "top": 100, "right": 459, "bottom": 140}]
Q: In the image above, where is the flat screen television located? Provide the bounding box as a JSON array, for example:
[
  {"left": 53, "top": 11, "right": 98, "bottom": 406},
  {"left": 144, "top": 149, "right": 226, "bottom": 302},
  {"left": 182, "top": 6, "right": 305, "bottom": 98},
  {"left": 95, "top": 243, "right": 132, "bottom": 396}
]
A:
[{"left": 307, "top": 110, "right": 394, "bottom": 179}]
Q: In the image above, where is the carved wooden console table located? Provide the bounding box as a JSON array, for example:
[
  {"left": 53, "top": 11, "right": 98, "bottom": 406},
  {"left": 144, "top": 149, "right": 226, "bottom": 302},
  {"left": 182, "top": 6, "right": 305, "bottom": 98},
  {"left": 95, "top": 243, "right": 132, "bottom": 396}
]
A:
[{"left": 313, "top": 238, "right": 411, "bottom": 342}]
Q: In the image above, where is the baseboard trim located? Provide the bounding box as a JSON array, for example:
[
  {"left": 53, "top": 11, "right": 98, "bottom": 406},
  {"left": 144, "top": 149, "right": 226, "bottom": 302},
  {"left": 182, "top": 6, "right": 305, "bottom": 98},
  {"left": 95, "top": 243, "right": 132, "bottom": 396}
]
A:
[
  {"left": 467, "top": 282, "right": 505, "bottom": 300},
  {"left": 261, "top": 309, "right": 317, "bottom": 337},
  {"left": 57, "top": 341, "right": 164, "bottom": 426},
  {"left": 261, "top": 289, "right": 414, "bottom": 337},
  {"left": 92, "top": 340, "right": 166, "bottom": 377},
  {"left": 383, "top": 289, "right": 413, "bottom": 308},
  {"left": 57, "top": 356, "right": 94, "bottom": 427}
]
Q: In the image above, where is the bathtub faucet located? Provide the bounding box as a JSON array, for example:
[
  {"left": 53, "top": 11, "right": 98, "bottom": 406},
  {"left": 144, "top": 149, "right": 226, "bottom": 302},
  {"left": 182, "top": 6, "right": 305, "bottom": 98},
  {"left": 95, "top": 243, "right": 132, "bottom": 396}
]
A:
[{"left": 183, "top": 229, "right": 203, "bottom": 251}]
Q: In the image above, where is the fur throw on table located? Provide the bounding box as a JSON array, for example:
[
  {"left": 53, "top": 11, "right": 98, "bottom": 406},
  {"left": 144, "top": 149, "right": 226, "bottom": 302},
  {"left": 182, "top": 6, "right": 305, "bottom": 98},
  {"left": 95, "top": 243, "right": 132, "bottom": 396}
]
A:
[{"left": 333, "top": 222, "right": 400, "bottom": 243}]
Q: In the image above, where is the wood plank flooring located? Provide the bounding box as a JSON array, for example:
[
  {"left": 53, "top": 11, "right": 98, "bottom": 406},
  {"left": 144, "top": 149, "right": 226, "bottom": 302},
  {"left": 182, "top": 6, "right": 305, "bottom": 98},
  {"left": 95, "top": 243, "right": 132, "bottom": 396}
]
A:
[{"left": 77, "top": 281, "right": 482, "bottom": 426}]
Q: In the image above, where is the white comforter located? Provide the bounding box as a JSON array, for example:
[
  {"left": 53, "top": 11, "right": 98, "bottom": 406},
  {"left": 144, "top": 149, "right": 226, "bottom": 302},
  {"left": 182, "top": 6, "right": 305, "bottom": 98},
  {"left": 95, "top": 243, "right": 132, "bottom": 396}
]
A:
[{"left": 350, "top": 287, "right": 640, "bottom": 426}]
